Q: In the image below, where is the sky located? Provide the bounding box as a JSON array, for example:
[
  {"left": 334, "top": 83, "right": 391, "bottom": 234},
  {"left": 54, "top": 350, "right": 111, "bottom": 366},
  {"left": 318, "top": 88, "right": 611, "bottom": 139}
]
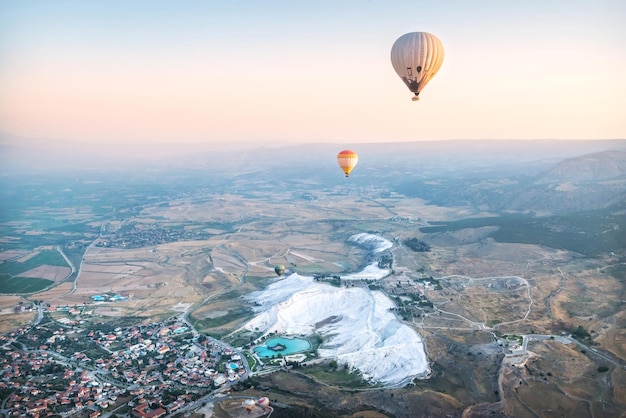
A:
[{"left": 1, "top": 0, "right": 625, "bottom": 148}]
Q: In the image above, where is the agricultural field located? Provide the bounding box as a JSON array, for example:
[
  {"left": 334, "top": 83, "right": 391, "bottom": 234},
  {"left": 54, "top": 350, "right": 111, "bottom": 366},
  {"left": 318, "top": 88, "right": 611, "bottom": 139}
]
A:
[{"left": 0, "top": 248, "right": 71, "bottom": 294}]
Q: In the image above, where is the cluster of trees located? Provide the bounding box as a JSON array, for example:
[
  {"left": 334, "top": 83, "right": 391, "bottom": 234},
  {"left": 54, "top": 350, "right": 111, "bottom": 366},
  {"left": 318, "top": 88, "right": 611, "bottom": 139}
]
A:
[
  {"left": 378, "top": 255, "right": 393, "bottom": 269},
  {"left": 571, "top": 325, "right": 591, "bottom": 340},
  {"left": 403, "top": 238, "right": 431, "bottom": 252},
  {"left": 313, "top": 274, "right": 340, "bottom": 280}
]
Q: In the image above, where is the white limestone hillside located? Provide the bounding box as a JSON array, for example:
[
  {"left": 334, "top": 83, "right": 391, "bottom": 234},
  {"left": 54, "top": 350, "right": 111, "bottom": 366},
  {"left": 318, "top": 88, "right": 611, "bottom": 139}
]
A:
[
  {"left": 244, "top": 274, "right": 430, "bottom": 386},
  {"left": 348, "top": 233, "right": 393, "bottom": 253}
]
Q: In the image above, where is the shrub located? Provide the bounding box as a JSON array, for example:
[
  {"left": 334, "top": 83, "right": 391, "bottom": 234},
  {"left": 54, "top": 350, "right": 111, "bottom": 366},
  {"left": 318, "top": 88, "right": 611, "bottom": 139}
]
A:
[{"left": 403, "top": 238, "right": 431, "bottom": 252}]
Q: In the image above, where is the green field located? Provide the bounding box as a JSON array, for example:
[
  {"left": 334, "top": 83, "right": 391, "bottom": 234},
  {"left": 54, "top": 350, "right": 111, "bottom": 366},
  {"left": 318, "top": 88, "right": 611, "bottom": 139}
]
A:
[
  {"left": 299, "top": 363, "right": 372, "bottom": 388},
  {"left": 191, "top": 305, "right": 253, "bottom": 330},
  {"left": 420, "top": 207, "right": 626, "bottom": 256},
  {"left": 0, "top": 275, "right": 53, "bottom": 294},
  {"left": 0, "top": 249, "right": 69, "bottom": 276},
  {"left": 0, "top": 249, "right": 68, "bottom": 294}
]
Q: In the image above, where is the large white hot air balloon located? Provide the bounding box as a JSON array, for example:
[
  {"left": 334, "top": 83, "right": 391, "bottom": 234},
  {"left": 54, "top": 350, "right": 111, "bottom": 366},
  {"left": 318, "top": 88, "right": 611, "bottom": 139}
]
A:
[{"left": 390, "top": 32, "right": 444, "bottom": 101}]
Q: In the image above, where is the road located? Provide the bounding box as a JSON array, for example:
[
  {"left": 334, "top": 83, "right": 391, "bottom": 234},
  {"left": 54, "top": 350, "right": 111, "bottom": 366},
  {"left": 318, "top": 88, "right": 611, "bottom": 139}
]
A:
[{"left": 505, "top": 334, "right": 626, "bottom": 371}]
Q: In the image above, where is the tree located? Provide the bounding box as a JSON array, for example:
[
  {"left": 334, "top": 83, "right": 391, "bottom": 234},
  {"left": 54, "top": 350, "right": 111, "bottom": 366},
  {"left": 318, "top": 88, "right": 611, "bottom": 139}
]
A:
[
  {"left": 403, "top": 238, "right": 431, "bottom": 252},
  {"left": 572, "top": 325, "right": 591, "bottom": 340}
]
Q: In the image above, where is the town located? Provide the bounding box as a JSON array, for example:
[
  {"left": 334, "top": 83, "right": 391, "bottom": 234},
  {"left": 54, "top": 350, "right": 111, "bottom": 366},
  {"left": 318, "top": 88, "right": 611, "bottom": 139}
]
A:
[{"left": 1, "top": 315, "right": 249, "bottom": 418}]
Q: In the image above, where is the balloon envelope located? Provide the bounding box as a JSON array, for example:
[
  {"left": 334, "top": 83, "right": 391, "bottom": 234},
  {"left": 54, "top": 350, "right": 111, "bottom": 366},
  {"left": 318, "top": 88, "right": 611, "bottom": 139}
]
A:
[
  {"left": 243, "top": 399, "right": 256, "bottom": 411},
  {"left": 337, "top": 150, "right": 358, "bottom": 177},
  {"left": 274, "top": 264, "right": 285, "bottom": 276},
  {"left": 390, "top": 32, "right": 444, "bottom": 100}
]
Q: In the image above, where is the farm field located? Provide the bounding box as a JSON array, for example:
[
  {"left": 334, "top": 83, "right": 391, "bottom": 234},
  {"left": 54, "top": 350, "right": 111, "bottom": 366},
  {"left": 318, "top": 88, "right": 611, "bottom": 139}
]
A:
[{"left": 0, "top": 248, "right": 72, "bottom": 294}]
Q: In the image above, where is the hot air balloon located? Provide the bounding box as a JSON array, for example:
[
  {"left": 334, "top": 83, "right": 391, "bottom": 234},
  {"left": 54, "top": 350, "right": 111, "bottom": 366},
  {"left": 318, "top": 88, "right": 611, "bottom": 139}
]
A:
[
  {"left": 257, "top": 397, "right": 270, "bottom": 409},
  {"left": 242, "top": 399, "right": 256, "bottom": 412},
  {"left": 337, "top": 150, "right": 358, "bottom": 177},
  {"left": 274, "top": 264, "right": 285, "bottom": 276},
  {"left": 390, "top": 32, "right": 444, "bottom": 101}
]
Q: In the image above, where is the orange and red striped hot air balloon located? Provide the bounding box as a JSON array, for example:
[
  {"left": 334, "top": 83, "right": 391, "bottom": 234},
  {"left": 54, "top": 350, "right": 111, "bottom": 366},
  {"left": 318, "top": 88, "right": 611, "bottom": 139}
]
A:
[{"left": 337, "top": 150, "right": 358, "bottom": 177}]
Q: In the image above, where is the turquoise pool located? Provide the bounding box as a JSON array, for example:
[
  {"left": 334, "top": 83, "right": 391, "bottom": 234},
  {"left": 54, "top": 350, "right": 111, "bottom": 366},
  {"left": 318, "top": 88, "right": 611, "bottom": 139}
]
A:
[{"left": 253, "top": 336, "right": 311, "bottom": 358}]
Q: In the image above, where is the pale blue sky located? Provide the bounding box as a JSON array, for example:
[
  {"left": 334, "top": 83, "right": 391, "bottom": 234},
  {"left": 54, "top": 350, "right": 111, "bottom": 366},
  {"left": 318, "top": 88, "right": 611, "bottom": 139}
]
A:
[{"left": 1, "top": 0, "right": 625, "bottom": 146}]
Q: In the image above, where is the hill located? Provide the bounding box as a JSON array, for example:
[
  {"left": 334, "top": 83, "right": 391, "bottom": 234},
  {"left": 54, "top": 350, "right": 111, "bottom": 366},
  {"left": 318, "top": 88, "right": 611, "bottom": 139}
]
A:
[
  {"left": 505, "top": 150, "right": 626, "bottom": 214},
  {"left": 391, "top": 147, "right": 626, "bottom": 215},
  {"left": 538, "top": 150, "right": 626, "bottom": 182}
]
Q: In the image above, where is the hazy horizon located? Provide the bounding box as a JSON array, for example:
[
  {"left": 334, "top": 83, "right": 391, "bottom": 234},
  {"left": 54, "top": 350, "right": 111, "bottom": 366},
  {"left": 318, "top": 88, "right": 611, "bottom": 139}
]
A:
[{"left": 2, "top": 134, "right": 625, "bottom": 177}]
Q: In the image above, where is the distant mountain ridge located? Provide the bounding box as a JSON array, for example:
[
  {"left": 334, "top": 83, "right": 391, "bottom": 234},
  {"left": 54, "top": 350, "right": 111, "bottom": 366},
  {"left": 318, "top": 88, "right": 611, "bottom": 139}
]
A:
[
  {"left": 538, "top": 150, "right": 626, "bottom": 183},
  {"left": 3, "top": 132, "right": 626, "bottom": 216},
  {"left": 2, "top": 131, "right": 626, "bottom": 174},
  {"left": 391, "top": 148, "right": 626, "bottom": 215},
  {"left": 491, "top": 150, "right": 626, "bottom": 214}
]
